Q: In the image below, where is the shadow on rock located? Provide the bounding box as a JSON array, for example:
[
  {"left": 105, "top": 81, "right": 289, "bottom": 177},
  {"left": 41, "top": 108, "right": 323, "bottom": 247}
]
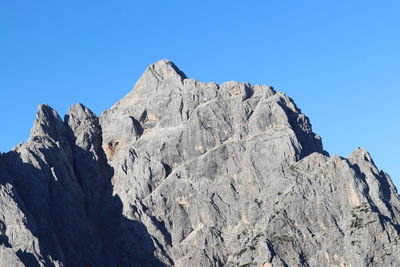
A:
[{"left": 0, "top": 133, "right": 164, "bottom": 266}]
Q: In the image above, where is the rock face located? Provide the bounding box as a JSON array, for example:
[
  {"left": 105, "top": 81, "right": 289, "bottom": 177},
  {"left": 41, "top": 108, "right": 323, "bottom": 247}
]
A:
[{"left": 0, "top": 59, "right": 399, "bottom": 266}]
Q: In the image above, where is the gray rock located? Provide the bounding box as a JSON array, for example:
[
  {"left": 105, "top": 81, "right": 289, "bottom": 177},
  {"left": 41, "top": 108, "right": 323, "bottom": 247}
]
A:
[{"left": 0, "top": 59, "right": 399, "bottom": 266}]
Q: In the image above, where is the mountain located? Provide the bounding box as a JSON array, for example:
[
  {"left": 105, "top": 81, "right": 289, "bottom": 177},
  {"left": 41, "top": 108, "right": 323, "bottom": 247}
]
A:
[{"left": 0, "top": 59, "right": 399, "bottom": 266}]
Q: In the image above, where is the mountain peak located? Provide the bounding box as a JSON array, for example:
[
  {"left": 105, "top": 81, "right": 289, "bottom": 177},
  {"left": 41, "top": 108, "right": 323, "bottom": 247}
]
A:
[
  {"left": 29, "top": 104, "right": 66, "bottom": 140},
  {"left": 148, "top": 59, "right": 187, "bottom": 80},
  {"left": 349, "top": 146, "right": 373, "bottom": 164},
  {"left": 1, "top": 61, "right": 399, "bottom": 267},
  {"left": 109, "top": 59, "right": 187, "bottom": 110},
  {"left": 66, "top": 103, "right": 96, "bottom": 122}
]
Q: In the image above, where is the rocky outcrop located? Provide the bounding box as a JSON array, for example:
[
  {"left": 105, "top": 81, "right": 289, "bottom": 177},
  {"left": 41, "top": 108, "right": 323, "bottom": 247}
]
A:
[{"left": 0, "top": 59, "right": 399, "bottom": 266}]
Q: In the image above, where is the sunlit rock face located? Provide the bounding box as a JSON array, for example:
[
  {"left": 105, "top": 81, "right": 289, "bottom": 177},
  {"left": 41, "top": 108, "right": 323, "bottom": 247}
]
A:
[{"left": 0, "top": 59, "right": 399, "bottom": 267}]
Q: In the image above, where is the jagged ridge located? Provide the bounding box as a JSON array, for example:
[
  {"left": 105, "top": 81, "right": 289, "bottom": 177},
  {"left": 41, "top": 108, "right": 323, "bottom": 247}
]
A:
[{"left": 0, "top": 59, "right": 399, "bottom": 266}]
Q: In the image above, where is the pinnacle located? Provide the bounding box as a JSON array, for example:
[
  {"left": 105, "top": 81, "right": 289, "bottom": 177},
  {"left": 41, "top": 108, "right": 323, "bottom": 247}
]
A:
[
  {"left": 35, "top": 104, "right": 63, "bottom": 125},
  {"left": 148, "top": 58, "right": 187, "bottom": 80},
  {"left": 29, "top": 104, "right": 66, "bottom": 140},
  {"left": 349, "top": 146, "right": 374, "bottom": 165},
  {"left": 66, "top": 103, "right": 96, "bottom": 120}
]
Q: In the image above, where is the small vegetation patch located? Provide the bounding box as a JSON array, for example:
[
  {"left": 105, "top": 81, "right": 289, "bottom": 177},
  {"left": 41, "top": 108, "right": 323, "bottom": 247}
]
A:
[
  {"left": 350, "top": 203, "right": 372, "bottom": 230},
  {"left": 350, "top": 214, "right": 363, "bottom": 229},
  {"left": 289, "top": 164, "right": 298, "bottom": 171}
]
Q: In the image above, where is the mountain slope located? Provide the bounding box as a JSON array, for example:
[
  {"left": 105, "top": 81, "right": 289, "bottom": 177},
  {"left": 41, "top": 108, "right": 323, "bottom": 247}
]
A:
[{"left": 0, "top": 59, "right": 399, "bottom": 266}]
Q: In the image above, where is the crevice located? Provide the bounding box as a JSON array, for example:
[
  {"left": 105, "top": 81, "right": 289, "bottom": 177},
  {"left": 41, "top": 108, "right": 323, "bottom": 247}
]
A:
[{"left": 162, "top": 162, "right": 172, "bottom": 177}]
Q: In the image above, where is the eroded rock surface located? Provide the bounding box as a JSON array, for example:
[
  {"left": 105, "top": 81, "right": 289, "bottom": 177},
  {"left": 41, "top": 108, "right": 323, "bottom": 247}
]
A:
[{"left": 0, "top": 59, "right": 399, "bottom": 266}]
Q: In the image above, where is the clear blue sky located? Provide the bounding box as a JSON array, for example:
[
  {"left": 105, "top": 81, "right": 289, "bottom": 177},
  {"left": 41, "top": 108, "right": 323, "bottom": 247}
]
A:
[{"left": 1, "top": 1, "right": 399, "bottom": 188}]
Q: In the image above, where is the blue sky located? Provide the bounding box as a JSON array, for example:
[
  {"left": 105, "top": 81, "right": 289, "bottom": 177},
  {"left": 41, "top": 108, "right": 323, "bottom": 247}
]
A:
[{"left": 1, "top": 1, "right": 399, "bottom": 188}]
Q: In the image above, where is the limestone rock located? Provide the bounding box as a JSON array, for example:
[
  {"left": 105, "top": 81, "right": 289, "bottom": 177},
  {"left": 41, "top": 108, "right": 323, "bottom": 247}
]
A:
[{"left": 0, "top": 59, "right": 399, "bottom": 266}]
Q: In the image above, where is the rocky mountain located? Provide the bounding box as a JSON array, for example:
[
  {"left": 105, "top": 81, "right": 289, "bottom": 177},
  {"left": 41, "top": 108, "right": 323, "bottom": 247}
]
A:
[{"left": 0, "top": 59, "right": 399, "bottom": 266}]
